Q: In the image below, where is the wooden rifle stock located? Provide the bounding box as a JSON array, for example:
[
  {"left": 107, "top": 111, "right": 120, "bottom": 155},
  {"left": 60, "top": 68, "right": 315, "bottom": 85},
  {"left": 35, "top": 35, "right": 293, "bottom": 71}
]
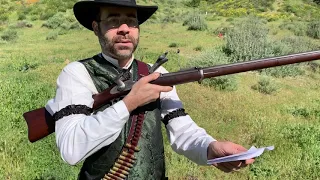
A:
[{"left": 23, "top": 51, "right": 320, "bottom": 142}]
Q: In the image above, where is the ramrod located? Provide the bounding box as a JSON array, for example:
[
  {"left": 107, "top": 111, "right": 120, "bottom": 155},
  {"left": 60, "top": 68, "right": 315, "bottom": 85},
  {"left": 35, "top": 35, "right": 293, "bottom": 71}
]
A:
[{"left": 23, "top": 50, "right": 320, "bottom": 143}]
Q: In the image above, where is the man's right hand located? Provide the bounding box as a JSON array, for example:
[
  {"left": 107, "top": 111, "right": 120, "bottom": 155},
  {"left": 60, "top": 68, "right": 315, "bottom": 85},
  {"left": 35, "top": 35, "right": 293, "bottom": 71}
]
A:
[{"left": 123, "top": 73, "right": 173, "bottom": 112}]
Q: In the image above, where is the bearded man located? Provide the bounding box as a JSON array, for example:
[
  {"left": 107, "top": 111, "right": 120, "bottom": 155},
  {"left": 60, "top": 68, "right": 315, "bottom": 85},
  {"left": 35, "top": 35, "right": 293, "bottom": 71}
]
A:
[{"left": 45, "top": 0, "right": 254, "bottom": 179}]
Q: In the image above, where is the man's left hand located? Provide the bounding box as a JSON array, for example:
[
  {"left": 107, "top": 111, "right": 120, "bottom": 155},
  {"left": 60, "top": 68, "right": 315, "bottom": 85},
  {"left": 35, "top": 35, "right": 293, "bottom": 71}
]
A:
[{"left": 207, "top": 141, "right": 255, "bottom": 173}]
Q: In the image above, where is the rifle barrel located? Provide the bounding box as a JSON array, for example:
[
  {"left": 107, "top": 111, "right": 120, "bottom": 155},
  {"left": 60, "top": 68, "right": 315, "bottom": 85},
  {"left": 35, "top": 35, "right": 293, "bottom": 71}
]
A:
[
  {"left": 152, "top": 51, "right": 320, "bottom": 86},
  {"left": 203, "top": 51, "right": 320, "bottom": 78}
]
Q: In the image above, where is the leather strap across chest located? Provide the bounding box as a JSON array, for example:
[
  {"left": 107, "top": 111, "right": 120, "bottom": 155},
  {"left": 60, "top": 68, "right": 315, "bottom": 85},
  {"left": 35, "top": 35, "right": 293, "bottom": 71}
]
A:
[{"left": 103, "top": 61, "right": 149, "bottom": 180}]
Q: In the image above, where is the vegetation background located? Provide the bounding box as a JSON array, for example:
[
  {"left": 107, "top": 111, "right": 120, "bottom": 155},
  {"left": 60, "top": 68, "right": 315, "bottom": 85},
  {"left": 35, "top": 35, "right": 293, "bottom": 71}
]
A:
[{"left": 0, "top": 0, "right": 320, "bottom": 179}]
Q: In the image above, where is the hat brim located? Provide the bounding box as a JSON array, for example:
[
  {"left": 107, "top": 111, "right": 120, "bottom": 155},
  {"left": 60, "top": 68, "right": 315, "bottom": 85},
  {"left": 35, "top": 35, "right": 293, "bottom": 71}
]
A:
[{"left": 73, "top": 1, "right": 158, "bottom": 31}]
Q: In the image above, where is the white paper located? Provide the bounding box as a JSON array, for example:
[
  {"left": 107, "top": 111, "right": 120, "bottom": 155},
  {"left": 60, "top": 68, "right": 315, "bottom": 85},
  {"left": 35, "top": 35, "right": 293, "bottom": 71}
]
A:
[{"left": 207, "top": 146, "right": 274, "bottom": 164}]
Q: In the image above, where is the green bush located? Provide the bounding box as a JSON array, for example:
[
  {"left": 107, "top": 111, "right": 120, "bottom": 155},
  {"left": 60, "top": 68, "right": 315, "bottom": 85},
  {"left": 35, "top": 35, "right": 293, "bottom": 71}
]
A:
[
  {"left": 42, "top": 10, "right": 82, "bottom": 30},
  {"left": 185, "top": 0, "right": 200, "bottom": 8},
  {"left": 17, "top": 13, "right": 26, "bottom": 21},
  {"left": 226, "top": 18, "right": 234, "bottom": 22},
  {"left": 251, "top": 76, "right": 279, "bottom": 94},
  {"left": 30, "top": 15, "right": 38, "bottom": 21},
  {"left": 183, "top": 13, "right": 208, "bottom": 31},
  {"left": 169, "top": 42, "right": 178, "bottom": 48},
  {"left": 19, "top": 63, "right": 38, "bottom": 72},
  {"left": 46, "top": 31, "right": 58, "bottom": 40},
  {"left": 187, "top": 48, "right": 238, "bottom": 91},
  {"left": 1, "top": 29, "right": 18, "bottom": 42},
  {"left": 39, "top": 9, "right": 56, "bottom": 20},
  {"left": 260, "top": 65, "right": 304, "bottom": 78},
  {"left": 270, "top": 36, "right": 318, "bottom": 55},
  {"left": 223, "top": 16, "right": 270, "bottom": 62},
  {"left": 258, "top": 36, "right": 318, "bottom": 77},
  {"left": 279, "top": 21, "right": 307, "bottom": 36},
  {"left": 0, "top": 13, "right": 9, "bottom": 23},
  {"left": 282, "top": 2, "right": 320, "bottom": 20},
  {"left": 194, "top": 46, "right": 203, "bottom": 51},
  {"left": 202, "top": 75, "right": 238, "bottom": 91},
  {"left": 13, "top": 21, "right": 33, "bottom": 29},
  {"left": 306, "top": 21, "right": 320, "bottom": 39},
  {"left": 287, "top": 106, "right": 320, "bottom": 119},
  {"left": 42, "top": 12, "right": 66, "bottom": 29},
  {"left": 69, "top": 22, "right": 82, "bottom": 30},
  {"left": 222, "top": 16, "right": 317, "bottom": 78}
]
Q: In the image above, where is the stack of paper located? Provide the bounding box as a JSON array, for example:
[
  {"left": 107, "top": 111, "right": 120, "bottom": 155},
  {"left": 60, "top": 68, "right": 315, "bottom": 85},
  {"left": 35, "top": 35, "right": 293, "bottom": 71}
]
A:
[{"left": 207, "top": 146, "right": 274, "bottom": 164}]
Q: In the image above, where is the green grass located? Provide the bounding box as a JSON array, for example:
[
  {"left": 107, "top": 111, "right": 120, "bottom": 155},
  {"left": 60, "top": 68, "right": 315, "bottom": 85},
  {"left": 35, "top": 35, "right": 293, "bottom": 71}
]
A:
[{"left": 1, "top": 8, "right": 320, "bottom": 180}]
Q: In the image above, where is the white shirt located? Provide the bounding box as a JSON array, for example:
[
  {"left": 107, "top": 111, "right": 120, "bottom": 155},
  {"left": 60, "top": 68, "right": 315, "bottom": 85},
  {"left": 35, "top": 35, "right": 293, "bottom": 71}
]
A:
[{"left": 45, "top": 53, "right": 215, "bottom": 166}]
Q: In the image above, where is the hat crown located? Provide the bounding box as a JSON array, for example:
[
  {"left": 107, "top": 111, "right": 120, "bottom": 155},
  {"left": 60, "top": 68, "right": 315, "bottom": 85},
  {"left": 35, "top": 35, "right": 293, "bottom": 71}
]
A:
[{"left": 74, "top": 0, "right": 158, "bottom": 31}]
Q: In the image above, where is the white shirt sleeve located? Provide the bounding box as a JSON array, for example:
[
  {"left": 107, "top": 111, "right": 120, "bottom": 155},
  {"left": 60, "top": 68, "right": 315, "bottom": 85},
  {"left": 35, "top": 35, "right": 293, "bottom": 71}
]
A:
[
  {"left": 154, "top": 65, "right": 216, "bottom": 165},
  {"left": 47, "top": 61, "right": 215, "bottom": 166},
  {"left": 46, "top": 62, "right": 130, "bottom": 165}
]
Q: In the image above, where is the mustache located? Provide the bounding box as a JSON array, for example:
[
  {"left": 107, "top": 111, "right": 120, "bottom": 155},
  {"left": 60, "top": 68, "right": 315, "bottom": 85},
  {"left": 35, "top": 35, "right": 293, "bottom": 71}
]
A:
[{"left": 113, "top": 35, "right": 137, "bottom": 43}]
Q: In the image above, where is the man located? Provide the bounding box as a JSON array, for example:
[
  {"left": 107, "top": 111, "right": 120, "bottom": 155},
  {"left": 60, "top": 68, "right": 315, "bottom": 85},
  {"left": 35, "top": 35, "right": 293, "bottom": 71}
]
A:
[{"left": 45, "top": 0, "right": 254, "bottom": 179}]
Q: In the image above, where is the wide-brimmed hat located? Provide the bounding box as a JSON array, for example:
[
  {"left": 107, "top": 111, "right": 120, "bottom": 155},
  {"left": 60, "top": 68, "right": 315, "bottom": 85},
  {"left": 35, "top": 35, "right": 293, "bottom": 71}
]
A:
[{"left": 73, "top": 0, "right": 158, "bottom": 31}]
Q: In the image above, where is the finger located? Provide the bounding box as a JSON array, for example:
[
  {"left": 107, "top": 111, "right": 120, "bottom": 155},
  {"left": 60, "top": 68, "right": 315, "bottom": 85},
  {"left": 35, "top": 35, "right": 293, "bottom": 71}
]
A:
[
  {"left": 245, "top": 158, "right": 255, "bottom": 165},
  {"left": 139, "top": 73, "right": 160, "bottom": 83},
  {"left": 158, "top": 85, "right": 173, "bottom": 92},
  {"left": 234, "top": 144, "right": 248, "bottom": 152},
  {"left": 152, "top": 84, "right": 173, "bottom": 92}
]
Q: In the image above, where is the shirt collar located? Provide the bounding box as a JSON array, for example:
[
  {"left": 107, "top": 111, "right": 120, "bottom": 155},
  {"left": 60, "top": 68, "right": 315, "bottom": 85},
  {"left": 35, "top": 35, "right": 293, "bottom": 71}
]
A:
[{"left": 101, "top": 53, "right": 134, "bottom": 70}]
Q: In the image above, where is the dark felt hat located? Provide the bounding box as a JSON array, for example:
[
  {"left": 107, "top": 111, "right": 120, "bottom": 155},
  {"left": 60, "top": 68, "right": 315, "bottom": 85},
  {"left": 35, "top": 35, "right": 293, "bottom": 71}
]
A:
[{"left": 73, "top": 0, "right": 158, "bottom": 31}]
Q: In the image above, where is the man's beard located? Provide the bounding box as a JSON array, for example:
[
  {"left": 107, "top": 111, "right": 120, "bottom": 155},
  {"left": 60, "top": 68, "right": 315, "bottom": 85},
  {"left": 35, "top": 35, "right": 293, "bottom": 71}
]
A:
[{"left": 98, "top": 32, "right": 139, "bottom": 60}]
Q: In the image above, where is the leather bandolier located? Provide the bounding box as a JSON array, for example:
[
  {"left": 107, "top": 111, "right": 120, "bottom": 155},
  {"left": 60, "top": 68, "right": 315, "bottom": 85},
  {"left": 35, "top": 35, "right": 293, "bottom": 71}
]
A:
[{"left": 78, "top": 54, "right": 166, "bottom": 180}]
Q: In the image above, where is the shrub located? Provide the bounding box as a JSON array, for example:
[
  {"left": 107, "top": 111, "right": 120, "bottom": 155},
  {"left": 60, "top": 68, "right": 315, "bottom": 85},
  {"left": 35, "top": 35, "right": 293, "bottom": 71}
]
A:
[
  {"left": 19, "top": 63, "right": 38, "bottom": 72},
  {"left": 251, "top": 76, "right": 279, "bottom": 94},
  {"left": 0, "top": 13, "right": 9, "bottom": 23},
  {"left": 306, "top": 21, "right": 320, "bottom": 39},
  {"left": 185, "top": 0, "right": 200, "bottom": 8},
  {"left": 69, "top": 22, "right": 82, "bottom": 30},
  {"left": 223, "top": 16, "right": 270, "bottom": 62},
  {"left": 279, "top": 21, "right": 307, "bottom": 36},
  {"left": 39, "top": 9, "right": 56, "bottom": 20},
  {"left": 281, "top": 2, "right": 320, "bottom": 20},
  {"left": 18, "top": 13, "right": 27, "bottom": 20},
  {"left": 30, "top": 15, "right": 38, "bottom": 21},
  {"left": 183, "top": 13, "right": 208, "bottom": 31},
  {"left": 169, "top": 43, "right": 178, "bottom": 48},
  {"left": 226, "top": 18, "right": 234, "bottom": 22},
  {"left": 194, "top": 46, "right": 203, "bottom": 51},
  {"left": 46, "top": 31, "right": 58, "bottom": 40},
  {"left": 187, "top": 48, "right": 238, "bottom": 91},
  {"left": 42, "top": 12, "right": 66, "bottom": 29},
  {"left": 287, "top": 106, "right": 320, "bottom": 119},
  {"left": 259, "top": 36, "right": 318, "bottom": 77},
  {"left": 202, "top": 75, "right": 238, "bottom": 91},
  {"left": 1, "top": 29, "right": 18, "bottom": 42},
  {"left": 14, "top": 21, "right": 33, "bottom": 28},
  {"left": 270, "top": 36, "right": 318, "bottom": 55},
  {"left": 42, "top": 10, "right": 82, "bottom": 30},
  {"left": 260, "top": 65, "right": 304, "bottom": 78}
]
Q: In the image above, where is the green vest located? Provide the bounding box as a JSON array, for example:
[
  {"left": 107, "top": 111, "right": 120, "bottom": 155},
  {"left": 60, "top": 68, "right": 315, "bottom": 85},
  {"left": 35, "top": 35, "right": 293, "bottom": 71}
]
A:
[{"left": 78, "top": 55, "right": 166, "bottom": 180}]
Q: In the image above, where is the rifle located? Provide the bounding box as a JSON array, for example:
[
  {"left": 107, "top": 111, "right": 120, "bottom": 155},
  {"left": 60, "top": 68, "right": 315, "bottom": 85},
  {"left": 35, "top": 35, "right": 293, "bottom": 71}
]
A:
[{"left": 23, "top": 51, "right": 320, "bottom": 143}]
